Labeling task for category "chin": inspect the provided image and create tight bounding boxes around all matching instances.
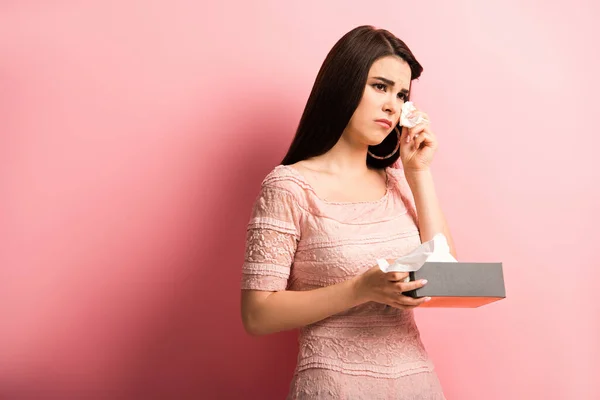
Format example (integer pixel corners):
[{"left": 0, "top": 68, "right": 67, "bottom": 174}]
[
  {"left": 367, "top": 138, "right": 386, "bottom": 148},
  {"left": 355, "top": 126, "right": 391, "bottom": 146},
  {"left": 373, "top": 129, "right": 392, "bottom": 143}
]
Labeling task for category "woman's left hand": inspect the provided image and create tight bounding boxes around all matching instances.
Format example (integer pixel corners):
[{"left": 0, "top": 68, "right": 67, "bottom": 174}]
[{"left": 399, "top": 108, "right": 438, "bottom": 172}]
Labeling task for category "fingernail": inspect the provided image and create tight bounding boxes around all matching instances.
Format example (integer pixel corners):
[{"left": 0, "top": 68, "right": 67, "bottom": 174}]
[
  {"left": 421, "top": 279, "right": 428, "bottom": 284},
  {"left": 424, "top": 297, "right": 431, "bottom": 302}
]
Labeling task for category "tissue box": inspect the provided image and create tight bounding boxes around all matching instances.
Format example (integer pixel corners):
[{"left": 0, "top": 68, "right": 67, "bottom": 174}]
[{"left": 405, "top": 262, "right": 505, "bottom": 308}]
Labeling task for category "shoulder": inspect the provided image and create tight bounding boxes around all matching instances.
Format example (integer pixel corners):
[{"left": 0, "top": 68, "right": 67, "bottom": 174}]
[
  {"left": 385, "top": 162, "right": 418, "bottom": 214},
  {"left": 254, "top": 165, "right": 312, "bottom": 211},
  {"left": 385, "top": 160, "right": 408, "bottom": 184},
  {"left": 261, "top": 165, "right": 311, "bottom": 198},
  {"left": 385, "top": 162, "right": 416, "bottom": 198}
]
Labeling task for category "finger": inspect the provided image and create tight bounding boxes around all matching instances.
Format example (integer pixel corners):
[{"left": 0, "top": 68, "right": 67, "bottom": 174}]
[
  {"left": 413, "top": 133, "right": 420, "bottom": 150},
  {"left": 394, "top": 303, "right": 418, "bottom": 310},
  {"left": 401, "top": 126, "right": 410, "bottom": 143},
  {"left": 407, "top": 123, "right": 428, "bottom": 145},
  {"left": 410, "top": 123, "right": 428, "bottom": 135},
  {"left": 415, "top": 129, "right": 436, "bottom": 150},
  {"left": 413, "top": 131, "right": 427, "bottom": 150},
  {"left": 396, "top": 295, "right": 431, "bottom": 307},
  {"left": 386, "top": 272, "right": 409, "bottom": 282},
  {"left": 396, "top": 278, "right": 428, "bottom": 293}
]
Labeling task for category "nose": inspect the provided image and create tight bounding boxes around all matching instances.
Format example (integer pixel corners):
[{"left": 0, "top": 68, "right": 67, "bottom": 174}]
[{"left": 383, "top": 96, "right": 400, "bottom": 116}]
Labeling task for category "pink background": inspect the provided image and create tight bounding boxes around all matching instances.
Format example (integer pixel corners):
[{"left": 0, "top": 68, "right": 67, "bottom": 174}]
[{"left": 1, "top": 1, "right": 599, "bottom": 399}]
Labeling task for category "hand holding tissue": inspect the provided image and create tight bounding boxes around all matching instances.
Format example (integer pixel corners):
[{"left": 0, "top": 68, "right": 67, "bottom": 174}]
[
  {"left": 400, "top": 101, "right": 429, "bottom": 128},
  {"left": 377, "top": 234, "right": 505, "bottom": 308}
]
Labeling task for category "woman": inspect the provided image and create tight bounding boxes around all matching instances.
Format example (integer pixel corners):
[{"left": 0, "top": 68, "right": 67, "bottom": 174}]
[{"left": 240, "top": 25, "right": 457, "bottom": 400}]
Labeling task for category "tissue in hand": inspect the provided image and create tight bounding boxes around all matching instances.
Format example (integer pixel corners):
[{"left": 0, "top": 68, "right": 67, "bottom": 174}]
[
  {"left": 376, "top": 233, "right": 457, "bottom": 274},
  {"left": 400, "top": 101, "right": 429, "bottom": 128}
]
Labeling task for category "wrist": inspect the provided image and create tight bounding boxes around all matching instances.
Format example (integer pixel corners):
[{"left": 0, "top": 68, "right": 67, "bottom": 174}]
[
  {"left": 349, "top": 274, "right": 368, "bottom": 305},
  {"left": 404, "top": 168, "right": 433, "bottom": 184}
]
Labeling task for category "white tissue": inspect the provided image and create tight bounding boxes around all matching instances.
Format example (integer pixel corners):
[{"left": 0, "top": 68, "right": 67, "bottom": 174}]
[
  {"left": 400, "top": 101, "right": 429, "bottom": 128},
  {"left": 376, "top": 233, "right": 457, "bottom": 274}
]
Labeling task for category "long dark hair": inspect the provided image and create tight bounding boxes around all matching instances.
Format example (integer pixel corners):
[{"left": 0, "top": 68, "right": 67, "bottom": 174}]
[{"left": 281, "top": 25, "right": 423, "bottom": 169}]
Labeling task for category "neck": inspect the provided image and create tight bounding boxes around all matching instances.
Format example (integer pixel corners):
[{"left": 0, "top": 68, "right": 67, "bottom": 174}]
[{"left": 315, "top": 132, "right": 372, "bottom": 176}]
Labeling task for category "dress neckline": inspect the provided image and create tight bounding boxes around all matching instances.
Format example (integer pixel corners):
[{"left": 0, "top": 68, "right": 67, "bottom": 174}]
[{"left": 278, "top": 164, "right": 391, "bottom": 205}]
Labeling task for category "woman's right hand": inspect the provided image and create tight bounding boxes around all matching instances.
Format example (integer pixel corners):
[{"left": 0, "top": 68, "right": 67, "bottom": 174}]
[{"left": 353, "top": 264, "right": 431, "bottom": 309}]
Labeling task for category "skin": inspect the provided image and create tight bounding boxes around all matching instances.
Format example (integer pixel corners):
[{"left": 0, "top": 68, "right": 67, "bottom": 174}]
[{"left": 241, "top": 55, "right": 457, "bottom": 336}]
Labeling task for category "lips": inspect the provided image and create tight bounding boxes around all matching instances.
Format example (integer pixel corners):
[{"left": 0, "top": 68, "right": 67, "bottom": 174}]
[{"left": 375, "top": 119, "right": 392, "bottom": 128}]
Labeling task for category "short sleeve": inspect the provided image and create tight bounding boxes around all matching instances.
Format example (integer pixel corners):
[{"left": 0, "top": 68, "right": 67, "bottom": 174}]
[{"left": 241, "top": 184, "right": 302, "bottom": 292}]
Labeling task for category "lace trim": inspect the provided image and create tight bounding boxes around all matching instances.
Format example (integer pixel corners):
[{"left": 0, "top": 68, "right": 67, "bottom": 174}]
[
  {"left": 309, "top": 313, "right": 415, "bottom": 329},
  {"left": 287, "top": 369, "right": 446, "bottom": 400},
  {"left": 242, "top": 262, "right": 290, "bottom": 278},
  {"left": 296, "top": 358, "right": 434, "bottom": 379},
  {"left": 297, "top": 229, "right": 419, "bottom": 251},
  {"left": 248, "top": 216, "right": 299, "bottom": 237},
  {"left": 241, "top": 275, "right": 287, "bottom": 291}
]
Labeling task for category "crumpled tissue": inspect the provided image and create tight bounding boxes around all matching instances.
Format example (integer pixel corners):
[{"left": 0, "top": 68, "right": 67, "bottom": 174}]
[
  {"left": 376, "top": 233, "right": 457, "bottom": 279},
  {"left": 400, "top": 101, "right": 429, "bottom": 128}
]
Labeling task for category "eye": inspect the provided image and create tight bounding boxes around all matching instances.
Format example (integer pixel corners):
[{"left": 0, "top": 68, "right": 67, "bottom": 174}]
[
  {"left": 398, "top": 92, "right": 408, "bottom": 101},
  {"left": 373, "top": 83, "right": 387, "bottom": 91}
]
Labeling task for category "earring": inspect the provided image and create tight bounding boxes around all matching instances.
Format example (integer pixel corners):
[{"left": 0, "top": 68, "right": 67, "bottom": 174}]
[{"left": 368, "top": 126, "right": 401, "bottom": 160}]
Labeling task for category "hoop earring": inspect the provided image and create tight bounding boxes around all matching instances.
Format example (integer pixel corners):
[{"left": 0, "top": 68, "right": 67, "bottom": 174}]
[{"left": 368, "top": 126, "right": 401, "bottom": 160}]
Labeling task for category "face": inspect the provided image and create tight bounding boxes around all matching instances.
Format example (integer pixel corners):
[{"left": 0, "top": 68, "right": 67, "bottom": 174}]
[{"left": 344, "top": 55, "right": 411, "bottom": 147}]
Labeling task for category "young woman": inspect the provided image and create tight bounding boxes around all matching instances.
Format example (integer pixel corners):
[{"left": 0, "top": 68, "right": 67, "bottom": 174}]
[{"left": 240, "top": 25, "right": 456, "bottom": 400}]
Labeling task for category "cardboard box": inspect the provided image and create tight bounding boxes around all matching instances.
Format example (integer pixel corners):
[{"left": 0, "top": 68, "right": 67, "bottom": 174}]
[{"left": 404, "top": 262, "right": 505, "bottom": 308}]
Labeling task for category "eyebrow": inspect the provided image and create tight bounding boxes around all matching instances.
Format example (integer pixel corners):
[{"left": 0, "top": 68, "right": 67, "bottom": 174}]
[{"left": 372, "top": 76, "right": 409, "bottom": 93}]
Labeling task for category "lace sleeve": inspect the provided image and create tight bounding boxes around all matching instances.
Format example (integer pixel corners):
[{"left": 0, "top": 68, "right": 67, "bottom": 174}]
[{"left": 241, "top": 185, "right": 301, "bottom": 292}]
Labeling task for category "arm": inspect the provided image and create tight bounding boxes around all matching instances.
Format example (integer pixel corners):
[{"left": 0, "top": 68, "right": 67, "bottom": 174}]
[
  {"left": 242, "top": 268, "right": 428, "bottom": 336},
  {"left": 241, "top": 278, "right": 363, "bottom": 336},
  {"left": 240, "top": 185, "right": 366, "bottom": 336},
  {"left": 240, "top": 181, "right": 428, "bottom": 336},
  {"left": 405, "top": 169, "right": 457, "bottom": 259}
]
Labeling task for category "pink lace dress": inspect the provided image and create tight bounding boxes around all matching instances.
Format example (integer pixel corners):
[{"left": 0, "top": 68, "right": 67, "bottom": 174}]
[{"left": 241, "top": 164, "right": 446, "bottom": 400}]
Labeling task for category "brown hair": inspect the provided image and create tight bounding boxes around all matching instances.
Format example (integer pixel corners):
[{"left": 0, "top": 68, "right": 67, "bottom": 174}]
[{"left": 281, "top": 25, "right": 423, "bottom": 169}]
